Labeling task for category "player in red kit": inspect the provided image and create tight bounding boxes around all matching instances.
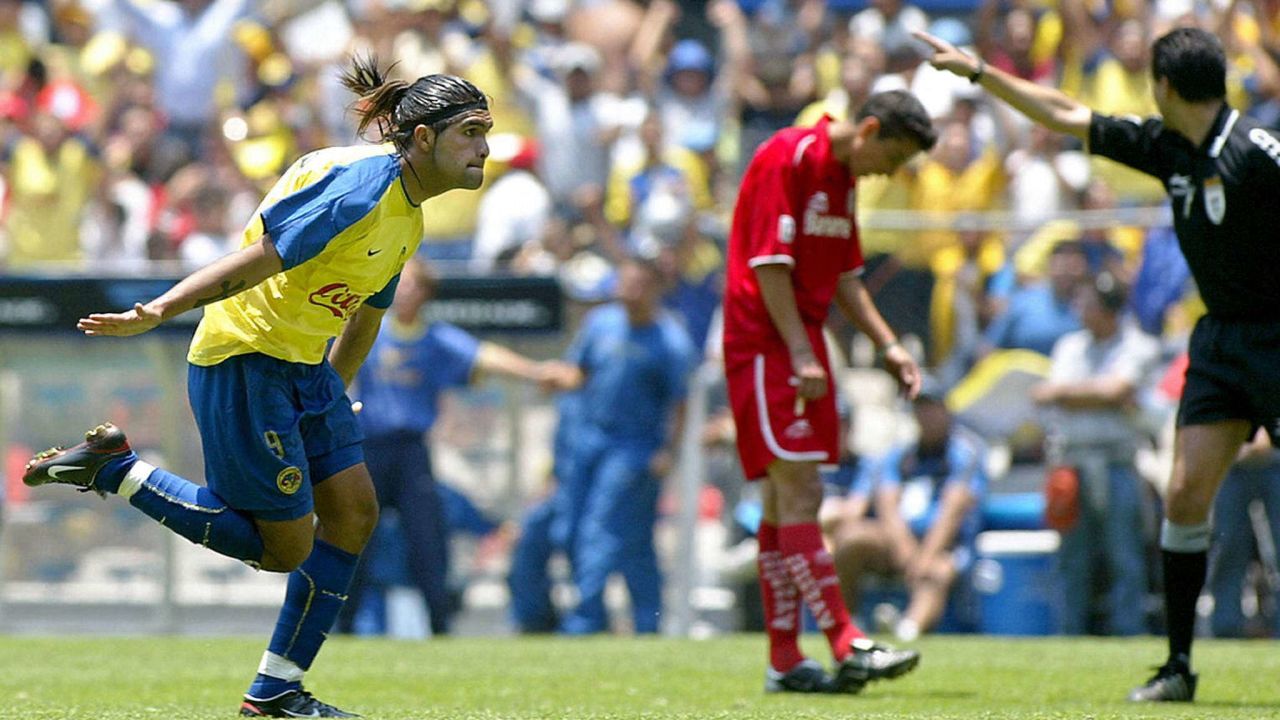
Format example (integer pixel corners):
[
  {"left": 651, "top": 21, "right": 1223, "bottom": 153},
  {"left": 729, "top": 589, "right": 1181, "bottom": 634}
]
[{"left": 723, "top": 90, "right": 936, "bottom": 694}]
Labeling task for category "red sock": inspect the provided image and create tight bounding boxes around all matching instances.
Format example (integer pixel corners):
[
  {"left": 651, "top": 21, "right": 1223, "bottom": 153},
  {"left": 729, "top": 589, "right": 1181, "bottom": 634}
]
[
  {"left": 757, "top": 522, "right": 804, "bottom": 672},
  {"left": 778, "top": 522, "right": 864, "bottom": 661}
]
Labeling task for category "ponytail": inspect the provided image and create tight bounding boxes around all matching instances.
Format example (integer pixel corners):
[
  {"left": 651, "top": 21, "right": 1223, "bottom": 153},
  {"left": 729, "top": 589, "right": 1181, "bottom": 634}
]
[
  {"left": 338, "top": 53, "right": 488, "bottom": 163},
  {"left": 339, "top": 52, "right": 410, "bottom": 141}
]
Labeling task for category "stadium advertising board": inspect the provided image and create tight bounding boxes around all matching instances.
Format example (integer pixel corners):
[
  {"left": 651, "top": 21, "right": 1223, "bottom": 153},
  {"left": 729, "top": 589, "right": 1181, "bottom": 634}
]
[{"left": 0, "top": 275, "right": 563, "bottom": 334}]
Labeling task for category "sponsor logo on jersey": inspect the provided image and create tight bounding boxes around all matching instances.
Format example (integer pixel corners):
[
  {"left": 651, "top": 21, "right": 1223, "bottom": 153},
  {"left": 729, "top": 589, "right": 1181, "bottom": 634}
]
[
  {"left": 1249, "top": 127, "right": 1280, "bottom": 167},
  {"left": 276, "top": 466, "right": 303, "bottom": 495},
  {"left": 308, "top": 283, "right": 368, "bottom": 319},
  {"left": 803, "top": 192, "right": 852, "bottom": 238}
]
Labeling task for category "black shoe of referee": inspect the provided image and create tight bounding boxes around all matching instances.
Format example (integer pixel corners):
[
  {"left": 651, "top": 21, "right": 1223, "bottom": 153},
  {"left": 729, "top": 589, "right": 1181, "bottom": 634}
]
[{"left": 1127, "top": 660, "right": 1197, "bottom": 702}]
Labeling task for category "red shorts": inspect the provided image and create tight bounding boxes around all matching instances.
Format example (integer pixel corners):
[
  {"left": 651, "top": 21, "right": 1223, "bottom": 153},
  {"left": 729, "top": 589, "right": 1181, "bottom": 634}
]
[{"left": 725, "top": 346, "right": 839, "bottom": 480}]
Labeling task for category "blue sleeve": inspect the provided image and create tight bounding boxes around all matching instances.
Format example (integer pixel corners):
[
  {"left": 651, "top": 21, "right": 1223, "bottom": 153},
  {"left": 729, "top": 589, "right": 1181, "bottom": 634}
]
[
  {"left": 261, "top": 156, "right": 395, "bottom": 270},
  {"left": 564, "top": 310, "right": 599, "bottom": 370},
  {"left": 983, "top": 295, "right": 1017, "bottom": 349},
  {"left": 946, "top": 435, "right": 987, "bottom": 498},
  {"left": 875, "top": 449, "right": 904, "bottom": 490},
  {"left": 365, "top": 273, "right": 400, "bottom": 309},
  {"left": 427, "top": 322, "right": 481, "bottom": 389}
]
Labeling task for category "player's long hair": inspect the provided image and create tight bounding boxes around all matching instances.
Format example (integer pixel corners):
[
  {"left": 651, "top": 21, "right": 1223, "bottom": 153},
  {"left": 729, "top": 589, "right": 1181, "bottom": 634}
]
[{"left": 339, "top": 53, "right": 489, "bottom": 160}]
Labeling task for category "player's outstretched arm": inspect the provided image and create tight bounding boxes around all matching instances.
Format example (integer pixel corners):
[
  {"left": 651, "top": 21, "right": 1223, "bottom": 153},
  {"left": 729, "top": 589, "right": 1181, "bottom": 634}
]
[
  {"left": 833, "top": 271, "right": 921, "bottom": 399},
  {"left": 913, "top": 30, "right": 1093, "bottom": 141},
  {"left": 77, "top": 237, "right": 284, "bottom": 337},
  {"left": 474, "top": 342, "right": 553, "bottom": 386}
]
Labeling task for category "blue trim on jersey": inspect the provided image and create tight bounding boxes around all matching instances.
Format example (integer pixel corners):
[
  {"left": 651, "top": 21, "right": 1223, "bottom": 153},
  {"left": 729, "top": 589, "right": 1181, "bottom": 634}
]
[
  {"left": 261, "top": 154, "right": 402, "bottom": 270},
  {"left": 365, "top": 273, "right": 401, "bottom": 310}
]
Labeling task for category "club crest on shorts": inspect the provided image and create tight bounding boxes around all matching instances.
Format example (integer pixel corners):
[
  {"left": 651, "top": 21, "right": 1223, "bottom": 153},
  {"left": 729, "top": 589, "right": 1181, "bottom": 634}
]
[
  {"left": 783, "top": 418, "right": 814, "bottom": 439},
  {"left": 277, "top": 466, "right": 303, "bottom": 495}
]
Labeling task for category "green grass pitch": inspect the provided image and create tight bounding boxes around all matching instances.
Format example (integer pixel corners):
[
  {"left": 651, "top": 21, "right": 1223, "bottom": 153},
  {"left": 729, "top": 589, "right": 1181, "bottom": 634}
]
[{"left": 1, "top": 634, "right": 1279, "bottom": 719}]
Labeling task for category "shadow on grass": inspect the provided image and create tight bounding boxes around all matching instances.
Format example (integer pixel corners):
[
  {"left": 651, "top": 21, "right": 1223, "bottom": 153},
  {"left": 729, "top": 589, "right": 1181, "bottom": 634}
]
[{"left": 1194, "top": 700, "right": 1280, "bottom": 711}]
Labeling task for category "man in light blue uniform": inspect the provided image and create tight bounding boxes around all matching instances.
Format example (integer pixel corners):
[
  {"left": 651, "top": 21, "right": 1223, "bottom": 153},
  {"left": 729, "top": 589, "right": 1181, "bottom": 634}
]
[
  {"left": 340, "top": 257, "right": 552, "bottom": 635},
  {"left": 828, "top": 378, "right": 987, "bottom": 642},
  {"left": 544, "top": 256, "right": 695, "bottom": 633},
  {"left": 507, "top": 390, "right": 584, "bottom": 632}
]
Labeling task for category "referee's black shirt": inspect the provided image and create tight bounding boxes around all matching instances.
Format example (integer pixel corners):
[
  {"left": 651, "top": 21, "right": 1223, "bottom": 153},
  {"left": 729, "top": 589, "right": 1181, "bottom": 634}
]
[{"left": 1089, "top": 105, "right": 1280, "bottom": 320}]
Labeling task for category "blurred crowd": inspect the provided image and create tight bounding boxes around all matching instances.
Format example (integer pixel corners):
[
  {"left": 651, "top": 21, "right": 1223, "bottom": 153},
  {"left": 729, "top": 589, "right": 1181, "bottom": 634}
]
[
  {"left": 8, "top": 0, "right": 1280, "bottom": 637},
  {"left": 6, "top": 0, "right": 1280, "bottom": 347}
]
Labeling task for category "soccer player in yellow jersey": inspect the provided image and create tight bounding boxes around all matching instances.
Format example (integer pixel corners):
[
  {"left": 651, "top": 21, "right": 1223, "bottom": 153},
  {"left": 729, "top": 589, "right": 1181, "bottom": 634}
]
[{"left": 21, "top": 55, "right": 493, "bottom": 718}]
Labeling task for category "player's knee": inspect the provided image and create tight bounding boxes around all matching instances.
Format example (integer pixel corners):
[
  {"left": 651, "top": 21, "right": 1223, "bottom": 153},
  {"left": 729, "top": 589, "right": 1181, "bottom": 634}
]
[
  {"left": 261, "top": 535, "right": 314, "bottom": 572},
  {"left": 771, "top": 474, "right": 824, "bottom": 521},
  {"left": 1164, "top": 480, "right": 1214, "bottom": 524},
  {"left": 329, "top": 493, "right": 379, "bottom": 546},
  {"left": 354, "top": 496, "right": 380, "bottom": 542},
  {"left": 834, "top": 522, "right": 873, "bottom": 552}
]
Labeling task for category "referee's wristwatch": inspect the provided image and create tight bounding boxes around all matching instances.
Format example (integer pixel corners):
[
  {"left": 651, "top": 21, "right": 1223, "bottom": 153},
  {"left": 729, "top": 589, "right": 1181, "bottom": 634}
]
[{"left": 968, "top": 59, "right": 985, "bottom": 84}]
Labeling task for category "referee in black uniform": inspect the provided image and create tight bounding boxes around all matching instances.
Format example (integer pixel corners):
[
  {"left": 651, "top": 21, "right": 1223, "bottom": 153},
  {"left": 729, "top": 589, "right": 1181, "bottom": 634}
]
[{"left": 915, "top": 26, "right": 1280, "bottom": 702}]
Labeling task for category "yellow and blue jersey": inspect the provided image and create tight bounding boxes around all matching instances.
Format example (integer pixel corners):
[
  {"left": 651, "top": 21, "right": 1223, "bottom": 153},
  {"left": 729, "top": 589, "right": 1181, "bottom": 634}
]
[{"left": 189, "top": 144, "right": 424, "bottom": 367}]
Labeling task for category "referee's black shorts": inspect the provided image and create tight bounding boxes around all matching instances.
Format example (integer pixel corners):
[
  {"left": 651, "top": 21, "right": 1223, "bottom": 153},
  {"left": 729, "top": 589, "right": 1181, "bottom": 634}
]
[{"left": 1178, "top": 315, "right": 1280, "bottom": 442}]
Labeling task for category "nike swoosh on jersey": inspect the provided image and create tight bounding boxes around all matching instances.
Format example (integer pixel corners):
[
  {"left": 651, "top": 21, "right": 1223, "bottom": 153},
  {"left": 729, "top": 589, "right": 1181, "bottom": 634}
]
[
  {"left": 47, "top": 465, "right": 83, "bottom": 479},
  {"left": 367, "top": 248, "right": 382, "bottom": 256}
]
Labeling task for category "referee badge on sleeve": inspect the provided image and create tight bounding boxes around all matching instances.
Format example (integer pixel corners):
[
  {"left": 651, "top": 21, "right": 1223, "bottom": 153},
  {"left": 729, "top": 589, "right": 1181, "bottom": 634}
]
[{"left": 1204, "top": 176, "right": 1226, "bottom": 225}]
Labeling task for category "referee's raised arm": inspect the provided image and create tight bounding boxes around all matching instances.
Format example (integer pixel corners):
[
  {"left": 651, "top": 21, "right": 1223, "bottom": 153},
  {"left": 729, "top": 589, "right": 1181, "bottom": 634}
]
[{"left": 914, "top": 30, "right": 1093, "bottom": 142}]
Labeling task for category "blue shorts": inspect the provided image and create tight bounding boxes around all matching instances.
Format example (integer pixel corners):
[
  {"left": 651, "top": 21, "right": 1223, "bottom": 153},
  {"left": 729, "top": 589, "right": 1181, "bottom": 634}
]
[{"left": 188, "top": 353, "right": 365, "bottom": 521}]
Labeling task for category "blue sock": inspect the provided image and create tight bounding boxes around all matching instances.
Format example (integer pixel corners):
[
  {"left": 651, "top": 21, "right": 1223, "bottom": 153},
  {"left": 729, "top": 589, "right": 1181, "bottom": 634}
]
[
  {"left": 117, "top": 461, "right": 264, "bottom": 564},
  {"left": 248, "top": 540, "right": 358, "bottom": 699},
  {"left": 92, "top": 452, "right": 137, "bottom": 494}
]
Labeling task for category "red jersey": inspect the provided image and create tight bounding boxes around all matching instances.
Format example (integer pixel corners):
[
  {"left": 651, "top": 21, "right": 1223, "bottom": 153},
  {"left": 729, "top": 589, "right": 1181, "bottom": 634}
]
[{"left": 722, "top": 116, "right": 864, "bottom": 365}]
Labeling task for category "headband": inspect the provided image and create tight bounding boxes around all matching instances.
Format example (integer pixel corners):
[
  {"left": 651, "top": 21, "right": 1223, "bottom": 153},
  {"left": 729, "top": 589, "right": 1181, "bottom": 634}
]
[{"left": 401, "top": 99, "right": 489, "bottom": 129}]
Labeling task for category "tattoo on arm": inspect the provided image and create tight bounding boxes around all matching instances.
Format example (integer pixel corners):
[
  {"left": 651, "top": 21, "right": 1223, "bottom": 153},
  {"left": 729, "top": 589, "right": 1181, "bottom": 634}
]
[{"left": 193, "top": 280, "right": 247, "bottom": 308}]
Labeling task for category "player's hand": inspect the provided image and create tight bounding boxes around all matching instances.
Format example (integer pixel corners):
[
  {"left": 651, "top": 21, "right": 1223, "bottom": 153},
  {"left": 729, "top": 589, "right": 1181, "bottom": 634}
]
[
  {"left": 882, "top": 343, "right": 921, "bottom": 399},
  {"left": 77, "top": 302, "right": 164, "bottom": 337},
  {"left": 790, "top": 354, "right": 828, "bottom": 401},
  {"left": 537, "top": 360, "right": 581, "bottom": 393},
  {"left": 913, "top": 30, "right": 981, "bottom": 78}
]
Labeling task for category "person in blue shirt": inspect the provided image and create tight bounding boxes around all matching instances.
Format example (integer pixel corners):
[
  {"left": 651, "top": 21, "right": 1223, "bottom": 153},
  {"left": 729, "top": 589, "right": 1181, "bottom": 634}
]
[
  {"left": 542, "top": 255, "right": 696, "bottom": 633},
  {"left": 339, "top": 257, "right": 555, "bottom": 636},
  {"left": 507, "top": 389, "right": 584, "bottom": 633},
  {"left": 981, "top": 240, "right": 1086, "bottom": 358},
  {"left": 825, "top": 378, "right": 987, "bottom": 642}
]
